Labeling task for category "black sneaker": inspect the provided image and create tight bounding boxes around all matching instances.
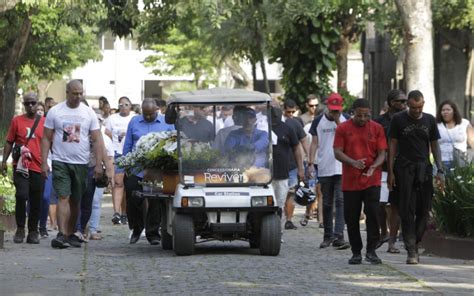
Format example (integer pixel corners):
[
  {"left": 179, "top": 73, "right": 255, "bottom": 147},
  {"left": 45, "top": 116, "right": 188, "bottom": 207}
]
[
  {"left": 348, "top": 254, "right": 362, "bottom": 264},
  {"left": 284, "top": 221, "right": 297, "bottom": 230},
  {"left": 332, "top": 239, "right": 351, "bottom": 250},
  {"left": 406, "top": 252, "right": 418, "bottom": 265},
  {"left": 67, "top": 234, "right": 83, "bottom": 248},
  {"left": 39, "top": 228, "right": 49, "bottom": 238},
  {"left": 365, "top": 252, "right": 382, "bottom": 264},
  {"left": 320, "top": 238, "right": 334, "bottom": 248},
  {"left": 111, "top": 212, "right": 121, "bottom": 225},
  {"left": 120, "top": 215, "right": 128, "bottom": 225},
  {"left": 26, "top": 231, "right": 40, "bottom": 244},
  {"left": 51, "top": 233, "right": 70, "bottom": 249},
  {"left": 13, "top": 228, "right": 25, "bottom": 243}
]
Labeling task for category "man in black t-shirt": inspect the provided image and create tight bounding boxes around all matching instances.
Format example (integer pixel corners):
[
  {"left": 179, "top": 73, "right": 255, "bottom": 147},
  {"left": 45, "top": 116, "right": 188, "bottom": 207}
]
[
  {"left": 374, "top": 89, "right": 407, "bottom": 253},
  {"left": 271, "top": 107, "right": 304, "bottom": 219},
  {"left": 387, "top": 90, "right": 444, "bottom": 265}
]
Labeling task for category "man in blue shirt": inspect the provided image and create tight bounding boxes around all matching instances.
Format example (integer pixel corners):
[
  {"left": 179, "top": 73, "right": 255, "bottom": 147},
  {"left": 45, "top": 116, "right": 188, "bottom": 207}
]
[
  {"left": 123, "top": 98, "right": 175, "bottom": 245},
  {"left": 224, "top": 108, "right": 269, "bottom": 168}
]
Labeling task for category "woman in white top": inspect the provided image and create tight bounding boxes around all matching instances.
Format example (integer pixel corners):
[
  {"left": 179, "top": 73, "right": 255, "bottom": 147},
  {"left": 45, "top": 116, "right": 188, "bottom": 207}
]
[
  {"left": 436, "top": 100, "right": 474, "bottom": 170},
  {"left": 105, "top": 96, "right": 135, "bottom": 225}
]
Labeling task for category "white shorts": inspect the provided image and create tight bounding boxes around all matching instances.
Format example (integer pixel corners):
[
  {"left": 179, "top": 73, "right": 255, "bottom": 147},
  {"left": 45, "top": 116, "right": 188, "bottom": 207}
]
[
  {"left": 380, "top": 172, "right": 389, "bottom": 203},
  {"left": 272, "top": 179, "right": 289, "bottom": 208}
]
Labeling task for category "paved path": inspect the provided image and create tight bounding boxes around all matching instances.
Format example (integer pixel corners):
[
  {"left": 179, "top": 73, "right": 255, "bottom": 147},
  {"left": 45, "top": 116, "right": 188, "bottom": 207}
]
[{"left": 1, "top": 196, "right": 473, "bottom": 295}]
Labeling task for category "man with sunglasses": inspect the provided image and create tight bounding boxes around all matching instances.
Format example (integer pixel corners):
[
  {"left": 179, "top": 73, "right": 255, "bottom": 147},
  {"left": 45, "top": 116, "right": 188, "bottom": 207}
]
[
  {"left": 374, "top": 89, "right": 407, "bottom": 254},
  {"left": 2, "top": 92, "right": 45, "bottom": 244},
  {"left": 300, "top": 94, "right": 320, "bottom": 126}
]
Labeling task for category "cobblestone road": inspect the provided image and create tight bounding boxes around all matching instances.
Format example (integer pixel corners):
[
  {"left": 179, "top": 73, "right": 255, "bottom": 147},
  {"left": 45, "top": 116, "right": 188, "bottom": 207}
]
[{"left": 1, "top": 196, "right": 473, "bottom": 295}]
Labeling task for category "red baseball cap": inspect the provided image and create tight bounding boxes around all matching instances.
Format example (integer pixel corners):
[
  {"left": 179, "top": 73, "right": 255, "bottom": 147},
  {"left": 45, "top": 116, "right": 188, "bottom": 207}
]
[{"left": 327, "top": 93, "right": 344, "bottom": 111}]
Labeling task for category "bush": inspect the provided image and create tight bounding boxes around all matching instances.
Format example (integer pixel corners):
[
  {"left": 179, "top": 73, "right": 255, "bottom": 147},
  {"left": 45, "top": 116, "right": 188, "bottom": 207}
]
[
  {"left": 0, "top": 175, "right": 16, "bottom": 215},
  {"left": 432, "top": 163, "right": 474, "bottom": 237}
]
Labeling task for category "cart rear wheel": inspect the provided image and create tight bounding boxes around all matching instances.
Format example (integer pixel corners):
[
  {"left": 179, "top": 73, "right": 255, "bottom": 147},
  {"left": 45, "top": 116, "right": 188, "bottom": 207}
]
[
  {"left": 259, "top": 214, "right": 281, "bottom": 256},
  {"left": 173, "top": 214, "right": 195, "bottom": 256}
]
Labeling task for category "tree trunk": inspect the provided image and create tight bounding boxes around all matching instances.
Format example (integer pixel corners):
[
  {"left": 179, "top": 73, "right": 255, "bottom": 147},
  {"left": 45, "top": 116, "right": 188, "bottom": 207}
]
[
  {"left": 251, "top": 61, "right": 257, "bottom": 91},
  {"left": 224, "top": 58, "right": 250, "bottom": 88},
  {"left": 336, "top": 36, "right": 349, "bottom": 93},
  {"left": 465, "top": 48, "right": 473, "bottom": 121},
  {"left": 37, "top": 80, "right": 53, "bottom": 100},
  {"left": 260, "top": 57, "right": 270, "bottom": 94},
  {"left": 395, "top": 0, "right": 436, "bottom": 115},
  {"left": 0, "top": 16, "right": 32, "bottom": 127}
]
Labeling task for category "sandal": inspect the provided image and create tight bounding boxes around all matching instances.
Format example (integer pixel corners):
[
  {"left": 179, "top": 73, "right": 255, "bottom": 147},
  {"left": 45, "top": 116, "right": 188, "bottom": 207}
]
[
  {"left": 300, "top": 215, "right": 310, "bottom": 226},
  {"left": 387, "top": 246, "right": 400, "bottom": 253}
]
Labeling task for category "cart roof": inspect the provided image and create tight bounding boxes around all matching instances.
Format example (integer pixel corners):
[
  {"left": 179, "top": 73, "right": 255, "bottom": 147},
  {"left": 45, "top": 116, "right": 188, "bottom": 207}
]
[{"left": 169, "top": 88, "right": 271, "bottom": 104}]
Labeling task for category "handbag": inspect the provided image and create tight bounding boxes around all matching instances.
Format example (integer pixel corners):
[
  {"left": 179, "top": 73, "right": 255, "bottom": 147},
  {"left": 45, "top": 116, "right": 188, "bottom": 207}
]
[
  {"left": 443, "top": 123, "right": 471, "bottom": 167},
  {"left": 12, "top": 115, "right": 41, "bottom": 162}
]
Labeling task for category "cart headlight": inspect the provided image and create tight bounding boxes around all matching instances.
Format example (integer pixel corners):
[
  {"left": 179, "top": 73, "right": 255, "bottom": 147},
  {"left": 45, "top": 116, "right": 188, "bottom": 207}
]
[
  {"left": 182, "top": 196, "right": 204, "bottom": 207},
  {"left": 251, "top": 196, "right": 274, "bottom": 207}
]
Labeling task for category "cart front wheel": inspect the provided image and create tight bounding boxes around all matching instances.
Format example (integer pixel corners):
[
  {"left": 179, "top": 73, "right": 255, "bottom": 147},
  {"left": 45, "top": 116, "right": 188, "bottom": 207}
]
[
  {"left": 259, "top": 214, "right": 281, "bottom": 256},
  {"left": 172, "top": 214, "right": 195, "bottom": 256}
]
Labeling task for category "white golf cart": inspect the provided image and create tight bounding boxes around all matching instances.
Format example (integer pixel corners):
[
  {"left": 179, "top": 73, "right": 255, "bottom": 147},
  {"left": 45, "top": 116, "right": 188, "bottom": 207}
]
[{"left": 139, "top": 88, "right": 281, "bottom": 256}]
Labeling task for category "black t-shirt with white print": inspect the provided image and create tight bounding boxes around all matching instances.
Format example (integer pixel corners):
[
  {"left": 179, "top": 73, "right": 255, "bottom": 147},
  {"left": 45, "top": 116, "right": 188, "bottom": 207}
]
[{"left": 389, "top": 111, "right": 440, "bottom": 162}]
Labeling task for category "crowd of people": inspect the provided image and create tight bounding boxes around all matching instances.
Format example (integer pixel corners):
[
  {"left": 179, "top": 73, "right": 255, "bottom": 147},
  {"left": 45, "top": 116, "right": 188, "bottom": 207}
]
[{"left": 2, "top": 80, "right": 473, "bottom": 266}]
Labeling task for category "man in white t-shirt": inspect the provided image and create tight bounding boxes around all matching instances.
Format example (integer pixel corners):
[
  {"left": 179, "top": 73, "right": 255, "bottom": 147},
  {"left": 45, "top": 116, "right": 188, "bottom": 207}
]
[
  {"left": 41, "top": 80, "right": 104, "bottom": 249},
  {"left": 307, "top": 93, "right": 351, "bottom": 250}
]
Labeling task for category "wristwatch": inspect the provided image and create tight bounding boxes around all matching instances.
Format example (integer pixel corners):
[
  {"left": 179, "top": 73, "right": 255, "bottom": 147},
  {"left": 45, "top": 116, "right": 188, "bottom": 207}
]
[{"left": 437, "top": 169, "right": 445, "bottom": 175}]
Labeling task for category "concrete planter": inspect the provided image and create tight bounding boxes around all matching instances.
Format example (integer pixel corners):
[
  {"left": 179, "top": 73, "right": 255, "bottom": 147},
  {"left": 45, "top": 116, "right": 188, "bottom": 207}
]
[
  {"left": 422, "top": 230, "right": 474, "bottom": 260},
  {"left": 0, "top": 215, "right": 16, "bottom": 231}
]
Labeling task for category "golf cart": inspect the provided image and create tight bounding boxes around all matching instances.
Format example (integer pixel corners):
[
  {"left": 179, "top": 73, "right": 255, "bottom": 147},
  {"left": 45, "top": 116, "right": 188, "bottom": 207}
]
[{"left": 139, "top": 88, "right": 281, "bottom": 256}]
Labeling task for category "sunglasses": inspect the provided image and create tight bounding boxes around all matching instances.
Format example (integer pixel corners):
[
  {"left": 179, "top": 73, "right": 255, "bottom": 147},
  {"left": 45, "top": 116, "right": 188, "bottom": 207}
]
[
  {"left": 119, "top": 103, "right": 130, "bottom": 107},
  {"left": 23, "top": 101, "right": 37, "bottom": 106},
  {"left": 308, "top": 104, "right": 319, "bottom": 108},
  {"left": 393, "top": 99, "right": 407, "bottom": 103},
  {"left": 285, "top": 110, "right": 296, "bottom": 114}
]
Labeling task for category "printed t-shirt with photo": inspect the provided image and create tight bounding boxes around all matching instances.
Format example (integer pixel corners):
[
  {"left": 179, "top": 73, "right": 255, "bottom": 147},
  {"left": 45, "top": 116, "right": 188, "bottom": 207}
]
[
  {"left": 105, "top": 113, "right": 134, "bottom": 155},
  {"left": 44, "top": 101, "right": 100, "bottom": 165}
]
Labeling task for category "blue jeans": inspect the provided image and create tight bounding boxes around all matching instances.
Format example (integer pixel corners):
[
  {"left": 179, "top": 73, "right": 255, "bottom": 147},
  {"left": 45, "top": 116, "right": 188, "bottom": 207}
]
[
  {"left": 89, "top": 187, "right": 105, "bottom": 234},
  {"left": 39, "top": 174, "right": 54, "bottom": 230},
  {"left": 319, "top": 175, "right": 345, "bottom": 240}
]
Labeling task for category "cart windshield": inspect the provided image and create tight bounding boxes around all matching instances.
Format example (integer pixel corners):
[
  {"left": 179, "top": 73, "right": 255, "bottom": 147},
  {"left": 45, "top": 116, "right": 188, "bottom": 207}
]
[{"left": 177, "top": 103, "right": 272, "bottom": 186}]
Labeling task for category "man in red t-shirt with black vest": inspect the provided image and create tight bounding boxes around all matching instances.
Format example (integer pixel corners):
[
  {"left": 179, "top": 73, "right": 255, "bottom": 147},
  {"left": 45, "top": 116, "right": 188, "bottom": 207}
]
[
  {"left": 334, "top": 99, "right": 387, "bottom": 265},
  {"left": 1, "top": 92, "right": 45, "bottom": 244}
]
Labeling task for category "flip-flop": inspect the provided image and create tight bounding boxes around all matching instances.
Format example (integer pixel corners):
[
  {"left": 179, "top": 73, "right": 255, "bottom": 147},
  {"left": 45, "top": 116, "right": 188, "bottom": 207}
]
[
  {"left": 375, "top": 236, "right": 390, "bottom": 250},
  {"left": 387, "top": 246, "right": 400, "bottom": 253},
  {"left": 300, "top": 215, "right": 310, "bottom": 226}
]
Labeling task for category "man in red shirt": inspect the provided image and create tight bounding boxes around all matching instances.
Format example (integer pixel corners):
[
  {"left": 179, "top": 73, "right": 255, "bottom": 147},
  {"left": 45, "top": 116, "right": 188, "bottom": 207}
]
[
  {"left": 1, "top": 92, "right": 45, "bottom": 244},
  {"left": 334, "top": 99, "right": 387, "bottom": 264}
]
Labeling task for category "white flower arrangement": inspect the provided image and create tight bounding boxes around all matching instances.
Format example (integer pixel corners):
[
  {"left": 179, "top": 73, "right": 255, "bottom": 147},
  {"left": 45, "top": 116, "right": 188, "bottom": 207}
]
[{"left": 117, "top": 131, "right": 178, "bottom": 173}]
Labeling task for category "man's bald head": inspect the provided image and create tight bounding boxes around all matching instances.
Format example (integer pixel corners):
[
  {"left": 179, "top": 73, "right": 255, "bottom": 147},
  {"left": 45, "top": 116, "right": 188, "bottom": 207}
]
[
  {"left": 67, "top": 79, "right": 82, "bottom": 91},
  {"left": 66, "top": 79, "right": 83, "bottom": 108},
  {"left": 142, "top": 98, "right": 157, "bottom": 108},
  {"left": 23, "top": 92, "right": 38, "bottom": 101},
  {"left": 142, "top": 98, "right": 158, "bottom": 122}
]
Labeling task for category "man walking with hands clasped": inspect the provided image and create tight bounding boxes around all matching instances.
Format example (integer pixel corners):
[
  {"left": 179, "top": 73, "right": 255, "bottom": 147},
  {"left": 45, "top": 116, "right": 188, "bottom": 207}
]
[
  {"left": 334, "top": 99, "right": 387, "bottom": 264},
  {"left": 387, "top": 90, "right": 444, "bottom": 264}
]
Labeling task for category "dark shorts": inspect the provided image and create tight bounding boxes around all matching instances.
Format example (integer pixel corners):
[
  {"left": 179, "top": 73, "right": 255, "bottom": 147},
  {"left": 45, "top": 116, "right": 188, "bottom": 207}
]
[
  {"left": 388, "top": 190, "right": 399, "bottom": 206},
  {"left": 52, "top": 160, "right": 88, "bottom": 203}
]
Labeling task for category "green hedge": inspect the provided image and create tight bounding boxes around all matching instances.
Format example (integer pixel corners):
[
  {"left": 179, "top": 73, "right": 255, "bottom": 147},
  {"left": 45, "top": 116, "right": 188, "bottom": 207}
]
[{"left": 432, "top": 163, "right": 474, "bottom": 237}]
